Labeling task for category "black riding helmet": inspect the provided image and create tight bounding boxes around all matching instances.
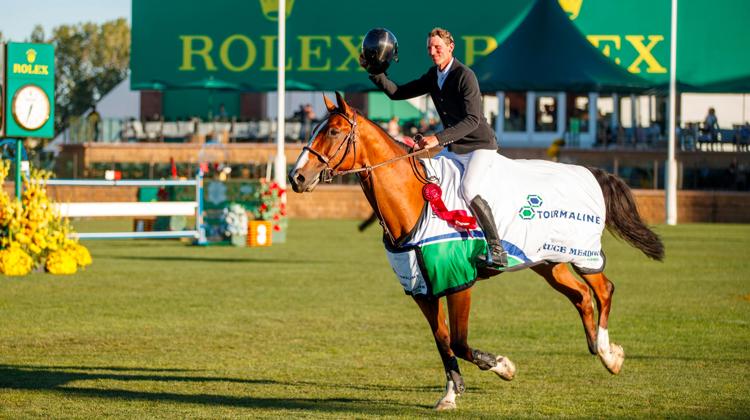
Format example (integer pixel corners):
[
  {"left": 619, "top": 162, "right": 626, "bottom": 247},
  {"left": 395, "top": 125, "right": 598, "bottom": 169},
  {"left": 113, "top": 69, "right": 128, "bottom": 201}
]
[{"left": 361, "top": 28, "right": 399, "bottom": 74}]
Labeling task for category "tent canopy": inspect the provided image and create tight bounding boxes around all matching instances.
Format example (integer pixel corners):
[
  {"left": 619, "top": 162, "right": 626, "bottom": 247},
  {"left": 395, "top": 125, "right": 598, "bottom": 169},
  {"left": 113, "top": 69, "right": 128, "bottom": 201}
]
[{"left": 472, "top": 0, "right": 652, "bottom": 93}]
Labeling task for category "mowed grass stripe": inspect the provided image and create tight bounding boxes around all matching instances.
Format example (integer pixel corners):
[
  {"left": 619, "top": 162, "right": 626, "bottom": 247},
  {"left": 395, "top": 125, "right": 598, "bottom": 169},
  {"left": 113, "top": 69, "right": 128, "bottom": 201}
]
[{"left": 1, "top": 220, "right": 748, "bottom": 418}]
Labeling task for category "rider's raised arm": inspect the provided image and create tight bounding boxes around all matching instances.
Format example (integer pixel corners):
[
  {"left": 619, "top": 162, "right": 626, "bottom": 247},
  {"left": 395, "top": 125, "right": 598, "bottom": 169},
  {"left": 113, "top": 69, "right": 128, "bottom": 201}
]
[
  {"left": 435, "top": 67, "right": 481, "bottom": 146},
  {"left": 369, "top": 70, "right": 431, "bottom": 101}
]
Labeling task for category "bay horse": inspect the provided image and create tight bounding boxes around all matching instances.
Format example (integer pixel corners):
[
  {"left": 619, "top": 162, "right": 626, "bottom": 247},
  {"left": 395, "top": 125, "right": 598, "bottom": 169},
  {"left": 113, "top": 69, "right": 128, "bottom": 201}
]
[{"left": 288, "top": 93, "right": 664, "bottom": 410}]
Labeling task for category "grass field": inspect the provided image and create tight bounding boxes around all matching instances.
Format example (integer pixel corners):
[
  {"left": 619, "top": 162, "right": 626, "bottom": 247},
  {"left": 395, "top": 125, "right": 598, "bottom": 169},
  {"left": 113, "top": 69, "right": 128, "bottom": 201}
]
[{"left": 1, "top": 220, "right": 749, "bottom": 418}]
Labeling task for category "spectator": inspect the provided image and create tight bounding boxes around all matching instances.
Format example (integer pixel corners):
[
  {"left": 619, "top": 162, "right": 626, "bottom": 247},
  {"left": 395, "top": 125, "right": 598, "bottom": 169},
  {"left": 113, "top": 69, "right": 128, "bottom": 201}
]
[
  {"left": 735, "top": 122, "right": 749, "bottom": 152},
  {"left": 387, "top": 116, "right": 401, "bottom": 139},
  {"left": 217, "top": 103, "right": 229, "bottom": 121},
  {"left": 87, "top": 105, "right": 101, "bottom": 141},
  {"left": 417, "top": 117, "right": 431, "bottom": 134},
  {"left": 293, "top": 104, "right": 305, "bottom": 121},
  {"left": 300, "top": 103, "right": 316, "bottom": 141},
  {"left": 701, "top": 107, "right": 720, "bottom": 149},
  {"left": 546, "top": 138, "right": 565, "bottom": 162},
  {"left": 428, "top": 117, "right": 441, "bottom": 133},
  {"left": 304, "top": 103, "right": 316, "bottom": 121}
]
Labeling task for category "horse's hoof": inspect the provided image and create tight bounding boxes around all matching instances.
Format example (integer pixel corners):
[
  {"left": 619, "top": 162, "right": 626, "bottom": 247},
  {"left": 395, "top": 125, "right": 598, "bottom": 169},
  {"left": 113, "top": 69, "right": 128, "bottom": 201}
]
[
  {"left": 598, "top": 343, "right": 625, "bottom": 375},
  {"left": 434, "top": 398, "right": 457, "bottom": 411},
  {"left": 434, "top": 378, "right": 459, "bottom": 410},
  {"left": 489, "top": 355, "right": 516, "bottom": 381}
]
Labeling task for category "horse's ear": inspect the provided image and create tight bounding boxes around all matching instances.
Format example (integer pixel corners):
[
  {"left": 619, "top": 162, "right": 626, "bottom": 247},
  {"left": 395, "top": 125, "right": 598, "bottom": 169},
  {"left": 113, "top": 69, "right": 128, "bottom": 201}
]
[
  {"left": 335, "top": 91, "right": 351, "bottom": 116},
  {"left": 323, "top": 95, "right": 336, "bottom": 112}
]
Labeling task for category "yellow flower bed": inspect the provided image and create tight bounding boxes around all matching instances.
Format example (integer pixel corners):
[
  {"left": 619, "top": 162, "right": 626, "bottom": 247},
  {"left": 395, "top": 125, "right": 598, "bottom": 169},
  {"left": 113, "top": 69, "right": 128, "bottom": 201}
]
[
  {"left": 0, "top": 160, "right": 93, "bottom": 276},
  {"left": 45, "top": 249, "right": 78, "bottom": 275},
  {"left": 0, "top": 245, "right": 33, "bottom": 276}
]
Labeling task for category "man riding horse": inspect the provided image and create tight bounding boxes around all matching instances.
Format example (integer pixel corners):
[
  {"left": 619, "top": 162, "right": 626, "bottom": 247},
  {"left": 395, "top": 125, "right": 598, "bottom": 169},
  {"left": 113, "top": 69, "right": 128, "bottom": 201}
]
[
  {"left": 360, "top": 27, "right": 509, "bottom": 269},
  {"left": 288, "top": 27, "right": 664, "bottom": 411}
]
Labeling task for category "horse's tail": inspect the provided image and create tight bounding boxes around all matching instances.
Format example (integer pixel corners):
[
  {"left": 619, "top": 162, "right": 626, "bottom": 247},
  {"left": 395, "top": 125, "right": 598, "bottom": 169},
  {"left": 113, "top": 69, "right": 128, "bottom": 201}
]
[{"left": 588, "top": 167, "right": 664, "bottom": 261}]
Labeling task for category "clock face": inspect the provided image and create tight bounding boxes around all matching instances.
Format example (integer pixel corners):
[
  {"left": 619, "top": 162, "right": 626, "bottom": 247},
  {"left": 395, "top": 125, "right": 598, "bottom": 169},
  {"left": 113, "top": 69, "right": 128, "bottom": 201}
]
[{"left": 12, "top": 85, "right": 51, "bottom": 131}]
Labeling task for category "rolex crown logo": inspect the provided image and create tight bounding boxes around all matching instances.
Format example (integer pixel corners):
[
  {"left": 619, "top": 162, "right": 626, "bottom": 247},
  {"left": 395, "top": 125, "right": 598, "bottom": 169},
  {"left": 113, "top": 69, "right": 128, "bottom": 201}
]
[
  {"left": 260, "top": 0, "right": 295, "bottom": 21},
  {"left": 558, "top": 0, "right": 583, "bottom": 20},
  {"left": 26, "top": 48, "right": 38, "bottom": 63}
]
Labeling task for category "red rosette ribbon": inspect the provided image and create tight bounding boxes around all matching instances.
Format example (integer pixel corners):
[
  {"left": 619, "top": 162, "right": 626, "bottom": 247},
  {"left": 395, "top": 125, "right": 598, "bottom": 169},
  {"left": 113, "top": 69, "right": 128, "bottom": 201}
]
[{"left": 421, "top": 183, "right": 477, "bottom": 231}]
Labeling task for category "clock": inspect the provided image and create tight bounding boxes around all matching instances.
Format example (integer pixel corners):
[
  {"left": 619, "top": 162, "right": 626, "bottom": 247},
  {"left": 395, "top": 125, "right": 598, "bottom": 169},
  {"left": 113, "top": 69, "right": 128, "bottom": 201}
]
[{"left": 12, "top": 84, "right": 51, "bottom": 131}]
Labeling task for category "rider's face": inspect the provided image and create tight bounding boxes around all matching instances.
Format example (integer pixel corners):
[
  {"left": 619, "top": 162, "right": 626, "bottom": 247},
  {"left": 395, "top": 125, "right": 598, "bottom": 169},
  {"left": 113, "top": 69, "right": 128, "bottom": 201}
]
[{"left": 427, "top": 36, "right": 454, "bottom": 70}]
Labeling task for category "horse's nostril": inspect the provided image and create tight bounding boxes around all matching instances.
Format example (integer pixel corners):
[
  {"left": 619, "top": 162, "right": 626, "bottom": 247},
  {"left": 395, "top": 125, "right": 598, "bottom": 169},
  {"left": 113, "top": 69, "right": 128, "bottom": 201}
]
[{"left": 288, "top": 171, "right": 305, "bottom": 187}]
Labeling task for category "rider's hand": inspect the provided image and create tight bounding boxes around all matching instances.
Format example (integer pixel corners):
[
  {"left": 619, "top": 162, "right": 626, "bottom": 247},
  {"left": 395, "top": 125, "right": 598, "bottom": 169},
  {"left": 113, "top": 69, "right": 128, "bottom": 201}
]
[{"left": 416, "top": 135, "right": 440, "bottom": 150}]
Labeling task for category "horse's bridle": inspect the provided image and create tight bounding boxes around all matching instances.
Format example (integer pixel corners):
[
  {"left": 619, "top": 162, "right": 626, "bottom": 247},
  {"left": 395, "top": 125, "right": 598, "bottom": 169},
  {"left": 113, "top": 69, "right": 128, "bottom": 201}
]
[
  {"left": 302, "top": 110, "right": 359, "bottom": 183},
  {"left": 303, "top": 111, "right": 432, "bottom": 183},
  {"left": 302, "top": 110, "right": 438, "bottom": 246}
]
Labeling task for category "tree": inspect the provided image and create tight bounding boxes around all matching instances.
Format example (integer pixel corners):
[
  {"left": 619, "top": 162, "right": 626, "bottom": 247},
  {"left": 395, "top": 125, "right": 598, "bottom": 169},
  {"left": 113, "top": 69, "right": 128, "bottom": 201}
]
[
  {"left": 45, "top": 19, "right": 131, "bottom": 135},
  {"left": 30, "top": 25, "right": 46, "bottom": 43}
]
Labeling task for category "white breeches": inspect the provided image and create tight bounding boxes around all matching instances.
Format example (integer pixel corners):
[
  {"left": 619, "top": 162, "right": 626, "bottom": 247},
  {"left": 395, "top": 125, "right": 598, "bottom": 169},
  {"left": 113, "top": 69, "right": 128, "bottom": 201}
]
[{"left": 441, "top": 148, "right": 498, "bottom": 203}]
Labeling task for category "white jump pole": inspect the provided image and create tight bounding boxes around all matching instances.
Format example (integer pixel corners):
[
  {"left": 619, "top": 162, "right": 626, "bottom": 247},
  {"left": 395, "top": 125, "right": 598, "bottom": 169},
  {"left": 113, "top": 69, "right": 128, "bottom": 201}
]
[{"left": 665, "top": 0, "right": 678, "bottom": 225}]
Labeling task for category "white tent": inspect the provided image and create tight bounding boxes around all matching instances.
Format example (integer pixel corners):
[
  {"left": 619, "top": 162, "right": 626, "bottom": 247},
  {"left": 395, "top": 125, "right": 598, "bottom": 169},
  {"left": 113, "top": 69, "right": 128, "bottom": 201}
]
[{"left": 46, "top": 75, "right": 140, "bottom": 154}]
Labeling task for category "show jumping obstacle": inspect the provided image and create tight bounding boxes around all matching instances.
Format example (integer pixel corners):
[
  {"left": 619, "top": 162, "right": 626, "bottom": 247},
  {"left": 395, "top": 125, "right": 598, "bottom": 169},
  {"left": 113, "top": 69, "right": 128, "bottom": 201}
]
[{"left": 49, "top": 177, "right": 204, "bottom": 241}]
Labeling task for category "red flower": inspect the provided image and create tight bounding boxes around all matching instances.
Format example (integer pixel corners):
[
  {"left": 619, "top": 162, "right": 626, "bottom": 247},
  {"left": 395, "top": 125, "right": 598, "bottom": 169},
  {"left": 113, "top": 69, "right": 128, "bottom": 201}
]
[
  {"left": 273, "top": 225, "right": 281, "bottom": 231},
  {"left": 273, "top": 214, "right": 280, "bottom": 221},
  {"left": 260, "top": 204, "right": 268, "bottom": 211}
]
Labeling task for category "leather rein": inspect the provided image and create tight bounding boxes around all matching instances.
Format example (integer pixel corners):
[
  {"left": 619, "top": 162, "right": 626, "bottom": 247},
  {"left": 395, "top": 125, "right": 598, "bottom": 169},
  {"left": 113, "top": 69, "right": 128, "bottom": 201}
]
[{"left": 302, "top": 111, "right": 431, "bottom": 183}]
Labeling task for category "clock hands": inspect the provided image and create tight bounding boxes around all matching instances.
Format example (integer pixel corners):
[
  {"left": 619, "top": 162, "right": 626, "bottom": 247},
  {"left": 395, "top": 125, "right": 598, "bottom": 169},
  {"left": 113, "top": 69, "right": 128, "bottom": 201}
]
[{"left": 26, "top": 104, "right": 34, "bottom": 124}]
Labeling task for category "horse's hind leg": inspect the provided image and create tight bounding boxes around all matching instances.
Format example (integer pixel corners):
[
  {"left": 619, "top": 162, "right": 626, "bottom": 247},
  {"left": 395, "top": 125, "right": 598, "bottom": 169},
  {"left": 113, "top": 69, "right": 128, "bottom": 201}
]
[
  {"left": 413, "top": 295, "right": 463, "bottom": 410},
  {"left": 574, "top": 270, "right": 624, "bottom": 374},
  {"left": 532, "top": 262, "right": 598, "bottom": 355},
  {"left": 446, "top": 288, "right": 516, "bottom": 381}
]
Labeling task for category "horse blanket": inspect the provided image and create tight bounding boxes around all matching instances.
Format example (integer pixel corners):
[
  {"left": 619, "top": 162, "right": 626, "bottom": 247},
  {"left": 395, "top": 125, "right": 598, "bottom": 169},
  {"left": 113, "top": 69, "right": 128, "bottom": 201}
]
[{"left": 385, "top": 151, "right": 606, "bottom": 297}]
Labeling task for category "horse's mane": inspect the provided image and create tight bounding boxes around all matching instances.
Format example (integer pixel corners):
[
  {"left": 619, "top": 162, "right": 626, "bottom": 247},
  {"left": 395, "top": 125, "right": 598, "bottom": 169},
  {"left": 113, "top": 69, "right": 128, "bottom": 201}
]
[{"left": 323, "top": 109, "right": 412, "bottom": 154}]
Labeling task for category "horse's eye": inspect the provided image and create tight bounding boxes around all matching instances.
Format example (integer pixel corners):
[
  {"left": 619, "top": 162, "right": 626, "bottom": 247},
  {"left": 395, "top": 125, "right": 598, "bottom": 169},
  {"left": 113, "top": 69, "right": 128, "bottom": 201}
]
[{"left": 328, "top": 128, "right": 340, "bottom": 137}]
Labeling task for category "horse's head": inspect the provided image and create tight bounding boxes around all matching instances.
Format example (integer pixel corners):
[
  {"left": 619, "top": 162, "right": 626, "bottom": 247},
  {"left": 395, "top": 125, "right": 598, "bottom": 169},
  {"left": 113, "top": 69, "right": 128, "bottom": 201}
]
[{"left": 289, "top": 92, "right": 360, "bottom": 193}]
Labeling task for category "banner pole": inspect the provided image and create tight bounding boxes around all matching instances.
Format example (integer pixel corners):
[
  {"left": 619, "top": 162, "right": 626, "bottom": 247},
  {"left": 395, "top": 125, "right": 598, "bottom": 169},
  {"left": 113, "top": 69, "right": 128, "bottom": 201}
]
[
  {"left": 274, "top": 0, "right": 287, "bottom": 189},
  {"left": 665, "top": 0, "right": 678, "bottom": 225},
  {"left": 15, "top": 138, "right": 22, "bottom": 198}
]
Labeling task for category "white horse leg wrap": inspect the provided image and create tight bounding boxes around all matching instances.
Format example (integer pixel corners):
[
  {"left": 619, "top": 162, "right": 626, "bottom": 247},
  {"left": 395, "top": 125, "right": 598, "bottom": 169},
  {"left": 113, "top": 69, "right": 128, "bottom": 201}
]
[
  {"left": 434, "top": 379, "right": 458, "bottom": 410},
  {"left": 597, "top": 327, "right": 610, "bottom": 353}
]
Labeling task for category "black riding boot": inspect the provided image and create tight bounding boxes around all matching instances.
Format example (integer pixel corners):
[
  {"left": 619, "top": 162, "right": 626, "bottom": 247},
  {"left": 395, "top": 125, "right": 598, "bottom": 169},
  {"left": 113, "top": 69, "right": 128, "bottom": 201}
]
[{"left": 469, "top": 195, "right": 508, "bottom": 268}]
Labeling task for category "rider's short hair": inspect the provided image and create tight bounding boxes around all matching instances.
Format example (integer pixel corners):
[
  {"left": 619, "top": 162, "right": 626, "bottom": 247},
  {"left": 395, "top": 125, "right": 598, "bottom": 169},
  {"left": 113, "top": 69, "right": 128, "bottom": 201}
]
[{"left": 428, "top": 28, "right": 454, "bottom": 46}]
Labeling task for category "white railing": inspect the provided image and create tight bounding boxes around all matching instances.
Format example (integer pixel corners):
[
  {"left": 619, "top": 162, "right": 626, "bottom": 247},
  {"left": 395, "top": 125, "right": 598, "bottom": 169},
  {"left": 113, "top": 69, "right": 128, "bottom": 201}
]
[{"left": 47, "top": 177, "right": 205, "bottom": 241}]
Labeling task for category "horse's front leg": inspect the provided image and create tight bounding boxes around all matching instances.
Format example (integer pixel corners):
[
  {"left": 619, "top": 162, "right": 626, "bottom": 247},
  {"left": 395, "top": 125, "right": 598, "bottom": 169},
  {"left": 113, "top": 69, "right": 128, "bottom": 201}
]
[
  {"left": 446, "top": 288, "right": 517, "bottom": 381},
  {"left": 413, "top": 295, "right": 464, "bottom": 411}
]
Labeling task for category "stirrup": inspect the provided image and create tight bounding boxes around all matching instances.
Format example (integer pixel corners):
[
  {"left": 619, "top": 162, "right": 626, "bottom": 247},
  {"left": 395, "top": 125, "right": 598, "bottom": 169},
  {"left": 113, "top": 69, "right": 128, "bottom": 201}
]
[{"left": 477, "top": 249, "right": 508, "bottom": 268}]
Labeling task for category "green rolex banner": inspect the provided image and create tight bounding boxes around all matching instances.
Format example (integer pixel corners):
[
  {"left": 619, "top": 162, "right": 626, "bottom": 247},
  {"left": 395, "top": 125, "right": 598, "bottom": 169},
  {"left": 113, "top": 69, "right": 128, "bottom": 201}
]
[
  {"left": 564, "top": 0, "right": 750, "bottom": 91},
  {"left": 131, "top": 0, "right": 750, "bottom": 93},
  {"left": 4, "top": 43, "right": 55, "bottom": 138},
  {"left": 131, "top": 0, "right": 531, "bottom": 92}
]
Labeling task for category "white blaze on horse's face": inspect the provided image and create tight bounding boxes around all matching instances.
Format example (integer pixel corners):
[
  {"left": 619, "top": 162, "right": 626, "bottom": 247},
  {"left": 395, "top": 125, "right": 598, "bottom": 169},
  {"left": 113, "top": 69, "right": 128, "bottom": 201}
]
[
  {"left": 289, "top": 117, "right": 331, "bottom": 193},
  {"left": 293, "top": 117, "right": 328, "bottom": 170}
]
